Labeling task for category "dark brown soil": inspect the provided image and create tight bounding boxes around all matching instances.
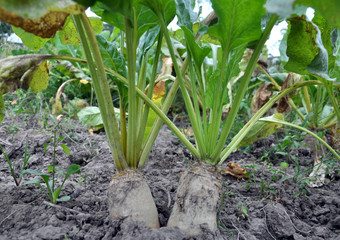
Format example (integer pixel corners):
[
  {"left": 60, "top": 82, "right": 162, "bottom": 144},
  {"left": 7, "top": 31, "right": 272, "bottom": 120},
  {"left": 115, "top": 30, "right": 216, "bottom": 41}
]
[{"left": 0, "top": 113, "right": 339, "bottom": 240}]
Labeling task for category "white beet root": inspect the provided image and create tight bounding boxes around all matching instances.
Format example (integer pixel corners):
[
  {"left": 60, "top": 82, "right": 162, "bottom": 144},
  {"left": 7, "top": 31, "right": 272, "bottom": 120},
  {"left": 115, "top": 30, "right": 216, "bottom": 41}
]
[
  {"left": 107, "top": 170, "right": 160, "bottom": 228},
  {"left": 167, "top": 162, "right": 222, "bottom": 237}
]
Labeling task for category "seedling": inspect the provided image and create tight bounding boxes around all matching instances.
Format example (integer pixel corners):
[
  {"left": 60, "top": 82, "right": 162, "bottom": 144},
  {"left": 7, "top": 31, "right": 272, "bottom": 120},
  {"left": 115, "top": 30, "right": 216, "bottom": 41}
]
[
  {"left": 236, "top": 202, "right": 248, "bottom": 219},
  {"left": 0, "top": 139, "right": 33, "bottom": 186}
]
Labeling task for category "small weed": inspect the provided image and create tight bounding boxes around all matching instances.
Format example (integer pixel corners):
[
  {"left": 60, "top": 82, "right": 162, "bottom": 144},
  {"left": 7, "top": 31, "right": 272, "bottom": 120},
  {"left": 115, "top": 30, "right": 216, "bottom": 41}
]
[
  {"left": 77, "top": 173, "right": 91, "bottom": 184},
  {"left": 0, "top": 138, "right": 33, "bottom": 186},
  {"left": 236, "top": 202, "right": 248, "bottom": 219},
  {"left": 24, "top": 115, "right": 80, "bottom": 204}
]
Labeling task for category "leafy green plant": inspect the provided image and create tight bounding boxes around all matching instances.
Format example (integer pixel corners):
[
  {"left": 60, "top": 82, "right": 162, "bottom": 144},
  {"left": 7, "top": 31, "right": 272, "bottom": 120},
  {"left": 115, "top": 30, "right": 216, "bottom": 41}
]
[
  {"left": 24, "top": 164, "right": 80, "bottom": 203},
  {"left": 24, "top": 115, "right": 80, "bottom": 204},
  {"left": 0, "top": 139, "right": 33, "bottom": 186},
  {"left": 1, "top": 0, "right": 340, "bottom": 237}
]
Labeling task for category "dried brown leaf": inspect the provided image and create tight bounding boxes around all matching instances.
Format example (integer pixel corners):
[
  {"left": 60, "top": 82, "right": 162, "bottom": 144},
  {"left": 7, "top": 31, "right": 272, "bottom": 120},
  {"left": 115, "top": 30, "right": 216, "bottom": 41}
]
[
  {"left": 251, "top": 82, "right": 274, "bottom": 116},
  {"left": 221, "top": 162, "right": 249, "bottom": 179}
]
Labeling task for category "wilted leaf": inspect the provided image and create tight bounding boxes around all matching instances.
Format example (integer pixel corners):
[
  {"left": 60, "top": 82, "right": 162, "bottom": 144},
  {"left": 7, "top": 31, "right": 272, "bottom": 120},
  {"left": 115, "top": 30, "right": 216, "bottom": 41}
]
[
  {"left": 64, "top": 98, "right": 89, "bottom": 118},
  {"left": 221, "top": 162, "right": 249, "bottom": 179},
  {"left": 143, "top": 80, "right": 167, "bottom": 142},
  {"left": 0, "top": 55, "right": 51, "bottom": 94},
  {"left": 239, "top": 113, "right": 284, "bottom": 147},
  {"left": 152, "top": 81, "right": 166, "bottom": 102},
  {"left": 0, "top": 0, "right": 84, "bottom": 38},
  {"left": 0, "top": 0, "right": 82, "bottom": 19},
  {"left": 52, "top": 79, "right": 76, "bottom": 115},
  {"left": 180, "top": 127, "right": 195, "bottom": 137},
  {"left": 251, "top": 82, "right": 274, "bottom": 116}
]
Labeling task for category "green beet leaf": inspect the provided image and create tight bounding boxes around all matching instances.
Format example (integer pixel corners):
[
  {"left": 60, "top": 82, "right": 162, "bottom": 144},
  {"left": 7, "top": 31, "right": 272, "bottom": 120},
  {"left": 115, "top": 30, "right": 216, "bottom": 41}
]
[
  {"left": 285, "top": 16, "right": 334, "bottom": 80},
  {"left": 297, "top": 0, "right": 340, "bottom": 29},
  {"left": 59, "top": 16, "right": 103, "bottom": 45},
  {"left": 13, "top": 27, "right": 49, "bottom": 51},
  {"left": 285, "top": 17, "right": 319, "bottom": 74},
  {"left": 175, "top": 0, "right": 196, "bottom": 31},
  {"left": 208, "top": 0, "right": 265, "bottom": 51},
  {"left": 92, "top": 3, "right": 160, "bottom": 41},
  {"left": 311, "top": 13, "right": 336, "bottom": 76},
  {"left": 238, "top": 113, "right": 284, "bottom": 147},
  {"left": 139, "top": 0, "right": 176, "bottom": 26},
  {"left": 138, "top": 25, "right": 161, "bottom": 55},
  {"left": 77, "top": 106, "right": 104, "bottom": 130},
  {"left": 182, "top": 27, "right": 211, "bottom": 71}
]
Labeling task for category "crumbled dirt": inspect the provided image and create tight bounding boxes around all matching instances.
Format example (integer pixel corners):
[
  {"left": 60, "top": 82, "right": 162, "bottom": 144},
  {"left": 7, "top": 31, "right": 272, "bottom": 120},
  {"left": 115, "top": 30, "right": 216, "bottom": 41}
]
[{"left": 0, "top": 113, "right": 339, "bottom": 240}]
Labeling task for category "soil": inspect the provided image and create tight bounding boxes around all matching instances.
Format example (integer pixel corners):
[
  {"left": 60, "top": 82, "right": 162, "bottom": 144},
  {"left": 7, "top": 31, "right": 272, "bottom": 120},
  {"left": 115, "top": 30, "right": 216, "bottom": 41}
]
[{"left": 0, "top": 113, "right": 339, "bottom": 240}]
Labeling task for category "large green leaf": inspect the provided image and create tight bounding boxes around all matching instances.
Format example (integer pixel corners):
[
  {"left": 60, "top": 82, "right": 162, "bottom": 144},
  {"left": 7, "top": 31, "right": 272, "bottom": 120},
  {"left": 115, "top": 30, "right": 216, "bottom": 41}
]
[
  {"left": 138, "top": 25, "right": 160, "bottom": 55},
  {"left": 312, "top": 13, "right": 337, "bottom": 75},
  {"left": 91, "top": 2, "right": 125, "bottom": 31},
  {"left": 239, "top": 113, "right": 284, "bottom": 147},
  {"left": 285, "top": 16, "right": 333, "bottom": 80},
  {"left": 175, "top": 0, "right": 196, "bottom": 31},
  {"left": 92, "top": 3, "right": 159, "bottom": 40},
  {"left": 139, "top": 0, "right": 176, "bottom": 26},
  {"left": 59, "top": 16, "right": 103, "bottom": 45},
  {"left": 77, "top": 106, "right": 121, "bottom": 129},
  {"left": 285, "top": 17, "right": 319, "bottom": 74},
  {"left": 297, "top": 0, "right": 340, "bottom": 29},
  {"left": 13, "top": 27, "right": 49, "bottom": 51},
  {"left": 182, "top": 27, "right": 211, "bottom": 71},
  {"left": 208, "top": 0, "right": 265, "bottom": 51},
  {"left": 77, "top": 106, "right": 104, "bottom": 129}
]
